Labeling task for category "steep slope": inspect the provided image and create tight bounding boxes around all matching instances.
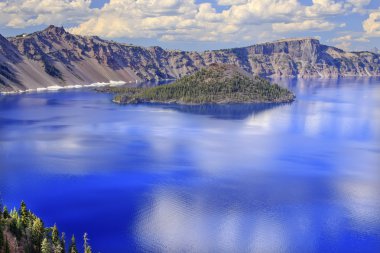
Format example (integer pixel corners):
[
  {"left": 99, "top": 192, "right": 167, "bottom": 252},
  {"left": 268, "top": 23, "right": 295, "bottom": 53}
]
[
  {"left": 1, "top": 26, "right": 380, "bottom": 92},
  {"left": 0, "top": 29, "right": 87, "bottom": 92},
  {"left": 0, "top": 34, "right": 22, "bottom": 91},
  {"left": 8, "top": 26, "right": 141, "bottom": 87}
]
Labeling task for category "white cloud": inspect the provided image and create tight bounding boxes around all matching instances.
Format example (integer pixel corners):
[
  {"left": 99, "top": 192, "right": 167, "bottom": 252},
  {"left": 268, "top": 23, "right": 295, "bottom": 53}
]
[
  {"left": 348, "top": 0, "right": 371, "bottom": 5},
  {"left": 68, "top": 0, "right": 200, "bottom": 39},
  {"left": 68, "top": 0, "right": 367, "bottom": 42},
  {"left": 305, "top": 0, "right": 347, "bottom": 17},
  {"left": 217, "top": 0, "right": 248, "bottom": 5},
  {"left": 336, "top": 41, "right": 351, "bottom": 51},
  {"left": 347, "top": 0, "right": 371, "bottom": 13},
  {"left": 227, "top": 0, "right": 301, "bottom": 24},
  {"left": 331, "top": 35, "right": 353, "bottom": 43},
  {"left": 69, "top": 0, "right": 303, "bottom": 41},
  {"left": 363, "top": 10, "right": 380, "bottom": 37},
  {"left": 0, "top": 0, "right": 93, "bottom": 28},
  {"left": 330, "top": 32, "right": 371, "bottom": 50},
  {"left": 272, "top": 20, "right": 337, "bottom": 33},
  {"left": 0, "top": 0, "right": 374, "bottom": 44}
]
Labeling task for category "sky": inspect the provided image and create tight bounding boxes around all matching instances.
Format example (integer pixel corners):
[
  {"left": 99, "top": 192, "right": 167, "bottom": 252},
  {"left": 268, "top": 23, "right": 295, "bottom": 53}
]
[{"left": 0, "top": 0, "right": 380, "bottom": 51}]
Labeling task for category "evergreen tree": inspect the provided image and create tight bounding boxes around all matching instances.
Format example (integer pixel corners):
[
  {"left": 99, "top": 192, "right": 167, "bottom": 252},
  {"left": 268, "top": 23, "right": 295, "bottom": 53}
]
[
  {"left": 0, "top": 201, "right": 95, "bottom": 253},
  {"left": 52, "top": 224, "right": 59, "bottom": 246},
  {"left": 69, "top": 235, "right": 78, "bottom": 253},
  {"left": 54, "top": 242, "right": 63, "bottom": 253},
  {"left": 60, "top": 232, "right": 66, "bottom": 253},
  {"left": 32, "top": 218, "right": 45, "bottom": 252},
  {"left": 3, "top": 206, "right": 9, "bottom": 219},
  {"left": 20, "top": 200, "right": 29, "bottom": 227},
  {"left": 9, "top": 217, "right": 22, "bottom": 240},
  {"left": 85, "top": 245, "right": 92, "bottom": 253},
  {"left": 83, "top": 233, "right": 92, "bottom": 253},
  {"left": 41, "top": 238, "right": 52, "bottom": 253}
]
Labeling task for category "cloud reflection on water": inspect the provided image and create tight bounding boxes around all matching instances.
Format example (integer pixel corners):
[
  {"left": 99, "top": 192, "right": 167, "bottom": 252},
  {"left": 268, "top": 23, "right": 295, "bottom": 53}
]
[{"left": 0, "top": 79, "right": 380, "bottom": 252}]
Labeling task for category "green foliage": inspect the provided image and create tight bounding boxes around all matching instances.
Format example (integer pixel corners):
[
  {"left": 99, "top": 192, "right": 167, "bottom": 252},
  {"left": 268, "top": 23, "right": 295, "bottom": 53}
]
[
  {"left": 32, "top": 218, "right": 45, "bottom": 252},
  {"left": 52, "top": 224, "right": 59, "bottom": 246},
  {"left": 9, "top": 216, "right": 22, "bottom": 240},
  {"left": 54, "top": 241, "right": 64, "bottom": 253},
  {"left": 3, "top": 206, "right": 9, "bottom": 219},
  {"left": 41, "top": 237, "right": 52, "bottom": 253},
  {"left": 112, "top": 64, "right": 295, "bottom": 104},
  {"left": 20, "top": 200, "right": 29, "bottom": 227},
  {"left": 0, "top": 201, "right": 95, "bottom": 253},
  {"left": 83, "top": 233, "right": 92, "bottom": 253},
  {"left": 60, "top": 233, "right": 66, "bottom": 253},
  {"left": 85, "top": 246, "right": 92, "bottom": 253},
  {"left": 70, "top": 235, "right": 78, "bottom": 253}
]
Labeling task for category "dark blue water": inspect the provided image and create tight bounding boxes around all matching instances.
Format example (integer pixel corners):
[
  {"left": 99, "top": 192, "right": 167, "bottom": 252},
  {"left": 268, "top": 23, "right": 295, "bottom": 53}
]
[{"left": 0, "top": 78, "right": 380, "bottom": 252}]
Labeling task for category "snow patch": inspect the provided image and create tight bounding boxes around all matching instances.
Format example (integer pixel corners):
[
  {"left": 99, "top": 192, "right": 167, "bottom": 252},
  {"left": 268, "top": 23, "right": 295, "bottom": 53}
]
[{"left": 0, "top": 80, "right": 126, "bottom": 95}]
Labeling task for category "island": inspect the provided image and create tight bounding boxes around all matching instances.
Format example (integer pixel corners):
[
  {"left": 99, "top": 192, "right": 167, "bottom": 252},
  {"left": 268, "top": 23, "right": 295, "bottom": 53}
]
[{"left": 111, "top": 64, "right": 295, "bottom": 105}]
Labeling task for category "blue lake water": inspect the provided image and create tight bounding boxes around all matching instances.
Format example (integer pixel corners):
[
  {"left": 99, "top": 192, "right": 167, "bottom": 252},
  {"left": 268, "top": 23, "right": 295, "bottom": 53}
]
[{"left": 0, "top": 78, "right": 380, "bottom": 252}]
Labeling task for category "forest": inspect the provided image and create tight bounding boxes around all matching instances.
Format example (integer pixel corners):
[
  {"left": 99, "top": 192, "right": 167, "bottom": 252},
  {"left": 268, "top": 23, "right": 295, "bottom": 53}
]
[
  {"left": 0, "top": 201, "right": 92, "bottom": 253},
  {"left": 111, "top": 64, "right": 295, "bottom": 105}
]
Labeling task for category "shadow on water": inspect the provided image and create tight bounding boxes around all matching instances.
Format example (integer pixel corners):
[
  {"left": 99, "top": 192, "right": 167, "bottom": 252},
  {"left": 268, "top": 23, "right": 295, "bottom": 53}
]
[{"left": 153, "top": 102, "right": 292, "bottom": 120}]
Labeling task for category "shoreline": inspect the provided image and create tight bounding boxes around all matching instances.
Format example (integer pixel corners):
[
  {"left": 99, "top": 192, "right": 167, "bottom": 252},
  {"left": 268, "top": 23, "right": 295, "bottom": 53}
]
[
  {"left": 113, "top": 96, "right": 296, "bottom": 105},
  {"left": 0, "top": 80, "right": 127, "bottom": 95}
]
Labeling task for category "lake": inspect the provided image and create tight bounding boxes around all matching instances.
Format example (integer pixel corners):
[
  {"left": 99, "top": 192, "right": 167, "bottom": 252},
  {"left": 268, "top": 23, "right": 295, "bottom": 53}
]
[{"left": 0, "top": 78, "right": 379, "bottom": 252}]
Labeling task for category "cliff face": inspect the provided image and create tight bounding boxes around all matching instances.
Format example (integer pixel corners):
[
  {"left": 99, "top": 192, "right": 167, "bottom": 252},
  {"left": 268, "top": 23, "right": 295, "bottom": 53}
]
[
  {"left": 202, "top": 38, "right": 380, "bottom": 78},
  {"left": 1, "top": 26, "right": 380, "bottom": 92}
]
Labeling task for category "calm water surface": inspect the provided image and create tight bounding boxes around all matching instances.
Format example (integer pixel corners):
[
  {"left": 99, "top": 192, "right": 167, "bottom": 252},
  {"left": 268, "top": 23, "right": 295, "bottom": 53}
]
[{"left": 0, "top": 78, "right": 380, "bottom": 252}]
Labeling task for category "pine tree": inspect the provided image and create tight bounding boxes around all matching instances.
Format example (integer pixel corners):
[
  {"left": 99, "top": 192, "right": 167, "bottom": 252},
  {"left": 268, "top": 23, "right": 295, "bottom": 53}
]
[
  {"left": 41, "top": 238, "right": 52, "bottom": 253},
  {"left": 3, "top": 206, "right": 9, "bottom": 219},
  {"left": 85, "top": 245, "right": 92, "bottom": 253},
  {"left": 54, "top": 242, "right": 63, "bottom": 253},
  {"left": 20, "top": 200, "right": 29, "bottom": 227},
  {"left": 32, "top": 218, "right": 45, "bottom": 251},
  {"left": 83, "top": 233, "right": 92, "bottom": 253},
  {"left": 60, "top": 232, "right": 66, "bottom": 253},
  {"left": 52, "top": 224, "right": 59, "bottom": 246},
  {"left": 69, "top": 235, "right": 78, "bottom": 253}
]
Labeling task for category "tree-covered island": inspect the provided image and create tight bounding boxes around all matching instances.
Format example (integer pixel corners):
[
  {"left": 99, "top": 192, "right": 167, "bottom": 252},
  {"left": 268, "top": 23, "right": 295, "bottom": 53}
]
[{"left": 110, "top": 64, "right": 295, "bottom": 105}]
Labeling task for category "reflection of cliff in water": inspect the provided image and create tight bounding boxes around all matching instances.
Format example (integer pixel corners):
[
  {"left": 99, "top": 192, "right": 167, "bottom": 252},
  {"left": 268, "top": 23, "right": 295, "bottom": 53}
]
[
  {"left": 273, "top": 77, "right": 380, "bottom": 94},
  {"left": 158, "top": 103, "right": 291, "bottom": 120}
]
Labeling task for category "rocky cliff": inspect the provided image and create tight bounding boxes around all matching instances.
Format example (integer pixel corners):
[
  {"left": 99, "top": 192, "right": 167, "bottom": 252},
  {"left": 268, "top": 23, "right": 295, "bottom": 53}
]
[{"left": 1, "top": 25, "right": 380, "bottom": 92}]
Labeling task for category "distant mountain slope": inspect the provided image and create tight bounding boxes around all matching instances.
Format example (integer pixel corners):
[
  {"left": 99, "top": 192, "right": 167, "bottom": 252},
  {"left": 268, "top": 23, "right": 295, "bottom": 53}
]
[{"left": 1, "top": 25, "right": 380, "bottom": 92}]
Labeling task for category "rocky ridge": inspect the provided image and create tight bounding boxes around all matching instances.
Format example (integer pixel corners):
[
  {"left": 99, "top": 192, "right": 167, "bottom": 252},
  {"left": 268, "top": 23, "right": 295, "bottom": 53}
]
[{"left": 1, "top": 25, "right": 380, "bottom": 92}]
